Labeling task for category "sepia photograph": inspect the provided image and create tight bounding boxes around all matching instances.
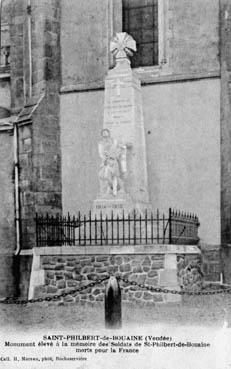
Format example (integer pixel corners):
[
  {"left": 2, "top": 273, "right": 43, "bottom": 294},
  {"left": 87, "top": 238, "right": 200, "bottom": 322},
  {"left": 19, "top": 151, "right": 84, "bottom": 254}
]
[{"left": 0, "top": 0, "right": 231, "bottom": 368}]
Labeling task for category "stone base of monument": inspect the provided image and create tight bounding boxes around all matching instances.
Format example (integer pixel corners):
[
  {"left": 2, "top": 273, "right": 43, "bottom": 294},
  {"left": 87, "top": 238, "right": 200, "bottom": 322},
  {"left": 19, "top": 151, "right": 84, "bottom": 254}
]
[
  {"left": 28, "top": 245, "right": 201, "bottom": 306},
  {"left": 90, "top": 199, "right": 160, "bottom": 246},
  {"left": 159, "top": 254, "right": 182, "bottom": 303},
  {"left": 159, "top": 270, "right": 182, "bottom": 303}
]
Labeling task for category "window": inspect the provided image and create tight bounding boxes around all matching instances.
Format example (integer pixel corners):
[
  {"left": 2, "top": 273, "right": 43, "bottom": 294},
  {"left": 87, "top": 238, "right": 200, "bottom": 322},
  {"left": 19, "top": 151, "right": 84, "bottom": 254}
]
[{"left": 122, "top": 0, "right": 159, "bottom": 68}]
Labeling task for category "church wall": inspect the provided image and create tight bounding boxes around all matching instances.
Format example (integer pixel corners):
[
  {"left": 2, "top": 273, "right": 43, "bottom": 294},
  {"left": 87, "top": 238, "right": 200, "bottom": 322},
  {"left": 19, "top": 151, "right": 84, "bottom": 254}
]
[
  {"left": 143, "top": 78, "right": 221, "bottom": 245},
  {"left": 220, "top": 0, "right": 231, "bottom": 283},
  {"left": 60, "top": 0, "right": 220, "bottom": 248},
  {"left": 60, "top": 90, "right": 104, "bottom": 214},
  {"left": 61, "top": 0, "right": 219, "bottom": 89},
  {"left": 10, "top": 0, "right": 26, "bottom": 113},
  {"left": 220, "top": 0, "right": 231, "bottom": 245},
  {"left": 12, "top": 0, "right": 63, "bottom": 251},
  {"left": 60, "top": 77, "right": 220, "bottom": 246},
  {"left": 61, "top": 0, "right": 110, "bottom": 88},
  {"left": 0, "top": 132, "right": 15, "bottom": 253},
  {"left": 169, "top": 0, "right": 219, "bottom": 75},
  {"left": 0, "top": 131, "right": 16, "bottom": 296}
]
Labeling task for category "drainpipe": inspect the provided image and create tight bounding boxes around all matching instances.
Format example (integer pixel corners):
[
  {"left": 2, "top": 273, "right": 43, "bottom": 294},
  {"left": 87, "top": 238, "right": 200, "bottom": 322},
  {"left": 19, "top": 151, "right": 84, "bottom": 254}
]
[
  {"left": 13, "top": 122, "right": 21, "bottom": 256},
  {"left": 27, "top": 0, "right": 32, "bottom": 99},
  {"left": 0, "top": 0, "right": 4, "bottom": 65}
]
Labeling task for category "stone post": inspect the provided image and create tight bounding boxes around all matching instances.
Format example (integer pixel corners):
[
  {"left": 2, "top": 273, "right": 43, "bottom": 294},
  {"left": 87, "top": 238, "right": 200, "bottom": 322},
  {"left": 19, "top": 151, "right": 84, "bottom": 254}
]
[{"left": 105, "top": 276, "right": 122, "bottom": 328}]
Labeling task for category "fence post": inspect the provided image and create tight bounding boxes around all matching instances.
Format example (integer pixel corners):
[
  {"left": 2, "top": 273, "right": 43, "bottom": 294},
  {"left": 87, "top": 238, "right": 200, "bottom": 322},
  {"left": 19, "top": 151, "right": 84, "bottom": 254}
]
[
  {"left": 35, "top": 213, "right": 38, "bottom": 247},
  {"left": 169, "top": 208, "right": 172, "bottom": 244},
  {"left": 105, "top": 276, "right": 122, "bottom": 329}
]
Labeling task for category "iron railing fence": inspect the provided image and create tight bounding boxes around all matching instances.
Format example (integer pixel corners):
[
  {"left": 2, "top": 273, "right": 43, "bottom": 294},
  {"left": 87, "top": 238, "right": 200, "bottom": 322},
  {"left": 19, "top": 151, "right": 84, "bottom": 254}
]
[{"left": 35, "top": 208, "right": 199, "bottom": 247}]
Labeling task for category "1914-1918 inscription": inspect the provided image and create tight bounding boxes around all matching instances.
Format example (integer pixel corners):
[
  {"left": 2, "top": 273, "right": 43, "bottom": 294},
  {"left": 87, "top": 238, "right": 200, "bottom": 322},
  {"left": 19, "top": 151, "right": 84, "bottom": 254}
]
[{"left": 96, "top": 203, "right": 124, "bottom": 210}]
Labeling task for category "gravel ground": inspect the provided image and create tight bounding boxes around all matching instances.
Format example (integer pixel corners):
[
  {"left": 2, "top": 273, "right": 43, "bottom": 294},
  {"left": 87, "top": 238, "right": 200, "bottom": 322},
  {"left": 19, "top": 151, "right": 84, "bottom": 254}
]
[
  {"left": 1, "top": 293, "right": 231, "bottom": 331},
  {"left": 1, "top": 290, "right": 230, "bottom": 369}
]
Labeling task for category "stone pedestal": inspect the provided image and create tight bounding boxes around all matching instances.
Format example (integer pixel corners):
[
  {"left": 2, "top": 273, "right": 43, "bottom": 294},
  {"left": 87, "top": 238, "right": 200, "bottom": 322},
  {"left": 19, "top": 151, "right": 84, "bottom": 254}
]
[
  {"left": 92, "top": 194, "right": 133, "bottom": 218},
  {"left": 28, "top": 244, "right": 201, "bottom": 304}
]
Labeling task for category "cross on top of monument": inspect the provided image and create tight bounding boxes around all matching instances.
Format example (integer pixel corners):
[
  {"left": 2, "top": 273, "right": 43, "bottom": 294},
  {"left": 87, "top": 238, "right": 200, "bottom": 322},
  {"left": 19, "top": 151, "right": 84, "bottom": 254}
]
[{"left": 110, "top": 32, "right": 136, "bottom": 64}]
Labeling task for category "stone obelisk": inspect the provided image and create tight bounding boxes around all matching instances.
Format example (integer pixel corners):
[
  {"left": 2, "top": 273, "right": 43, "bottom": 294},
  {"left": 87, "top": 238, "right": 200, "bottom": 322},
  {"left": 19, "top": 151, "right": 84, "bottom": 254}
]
[{"left": 93, "top": 33, "right": 150, "bottom": 216}]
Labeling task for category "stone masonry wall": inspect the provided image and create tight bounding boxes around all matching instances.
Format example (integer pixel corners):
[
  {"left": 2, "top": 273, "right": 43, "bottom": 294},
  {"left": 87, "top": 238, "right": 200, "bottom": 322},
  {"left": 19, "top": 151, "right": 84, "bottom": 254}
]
[
  {"left": 20, "top": 96, "right": 62, "bottom": 250},
  {"left": 16, "top": 0, "right": 62, "bottom": 249},
  {"left": 61, "top": 0, "right": 110, "bottom": 88},
  {"left": 35, "top": 254, "right": 165, "bottom": 305},
  {"left": 178, "top": 250, "right": 221, "bottom": 285},
  {"left": 221, "top": 246, "right": 231, "bottom": 284},
  {"left": 0, "top": 131, "right": 15, "bottom": 254},
  {"left": 18, "top": 123, "right": 33, "bottom": 249},
  {"left": 61, "top": 0, "right": 219, "bottom": 88},
  {"left": 10, "top": 0, "right": 26, "bottom": 113},
  {"left": 33, "top": 252, "right": 203, "bottom": 305},
  {"left": 0, "top": 130, "right": 16, "bottom": 296},
  {"left": 201, "top": 248, "right": 221, "bottom": 282},
  {"left": 220, "top": 0, "right": 231, "bottom": 284},
  {"left": 221, "top": 0, "right": 231, "bottom": 245},
  {"left": 177, "top": 254, "right": 203, "bottom": 290},
  {"left": 169, "top": 0, "right": 219, "bottom": 75}
]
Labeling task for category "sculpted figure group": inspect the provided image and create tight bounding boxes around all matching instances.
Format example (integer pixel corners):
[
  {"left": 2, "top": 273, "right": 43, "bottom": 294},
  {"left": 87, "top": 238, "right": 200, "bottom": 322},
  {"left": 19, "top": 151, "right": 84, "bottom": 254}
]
[{"left": 98, "top": 129, "right": 131, "bottom": 197}]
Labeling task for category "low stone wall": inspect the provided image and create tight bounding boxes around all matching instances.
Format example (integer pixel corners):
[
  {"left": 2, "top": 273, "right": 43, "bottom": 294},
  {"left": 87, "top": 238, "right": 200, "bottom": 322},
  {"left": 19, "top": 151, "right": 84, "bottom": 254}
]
[
  {"left": 27, "top": 245, "right": 201, "bottom": 306},
  {"left": 201, "top": 246, "right": 221, "bottom": 282},
  {"left": 222, "top": 246, "right": 231, "bottom": 284},
  {"left": 177, "top": 254, "right": 203, "bottom": 290},
  {"left": 35, "top": 254, "right": 165, "bottom": 305}
]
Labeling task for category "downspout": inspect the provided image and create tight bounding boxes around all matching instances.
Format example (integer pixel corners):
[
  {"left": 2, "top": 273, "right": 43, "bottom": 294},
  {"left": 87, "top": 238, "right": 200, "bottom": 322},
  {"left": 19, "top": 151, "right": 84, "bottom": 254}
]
[
  {"left": 0, "top": 0, "right": 3, "bottom": 65},
  {"left": 14, "top": 122, "right": 21, "bottom": 256},
  {"left": 27, "top": 0, "right": 32, "bottom": 99}
]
